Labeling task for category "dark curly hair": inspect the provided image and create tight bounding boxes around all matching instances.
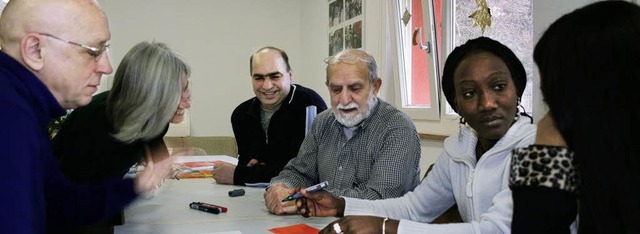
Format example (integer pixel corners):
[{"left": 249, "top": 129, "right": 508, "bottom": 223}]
[{"left": 441, "top": 37, "right": 526, "bottom": 113}]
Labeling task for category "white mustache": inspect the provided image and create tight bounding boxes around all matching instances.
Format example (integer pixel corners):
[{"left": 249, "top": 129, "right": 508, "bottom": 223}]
[{"left": 337, "top": 102, "right": 358, "bottom": 110}]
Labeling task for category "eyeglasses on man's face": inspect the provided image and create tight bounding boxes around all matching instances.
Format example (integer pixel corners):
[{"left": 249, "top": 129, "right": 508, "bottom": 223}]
[
  {"left": 40, "top": 33, "right": 110, "bottom": 60},
  {"left": 324, "top": 55, "right": 371, "bottom": 65}
]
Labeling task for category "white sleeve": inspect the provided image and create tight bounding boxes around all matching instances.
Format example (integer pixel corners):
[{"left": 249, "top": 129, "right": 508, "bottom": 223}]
[
  {"left": 344, "top": 152, "right": 457, "bottom": 223},
  {"left": 396, "top": 188, "right": 511, "bottom": 234},
  {"left": 344, "top": 151, "right": 514, "bottom": 234}
]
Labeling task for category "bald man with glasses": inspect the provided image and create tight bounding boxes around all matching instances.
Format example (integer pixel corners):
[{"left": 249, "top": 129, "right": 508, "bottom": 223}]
[
  {"left": 0, "top": 0, "right": 173, "bottom": 232},
  {"left": 264, "top": 49, "right": 421, "bottom": 214}
]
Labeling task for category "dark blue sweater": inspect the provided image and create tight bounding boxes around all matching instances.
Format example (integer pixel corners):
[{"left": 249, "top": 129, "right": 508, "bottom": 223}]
[{"left": 0, "top": 51, "right": 137, "bottom": 233}]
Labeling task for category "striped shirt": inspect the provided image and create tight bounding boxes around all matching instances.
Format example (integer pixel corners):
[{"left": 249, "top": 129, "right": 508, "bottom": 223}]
[{"left": 270, "top": 99, "right": 421, "bottom": 199}]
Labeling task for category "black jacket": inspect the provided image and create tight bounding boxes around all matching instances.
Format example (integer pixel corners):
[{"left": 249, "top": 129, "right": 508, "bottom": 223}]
[
  {"left": 51, "top": 91, "right": 167, "bottom": 183},
  {"left": 231, "top": 84, "right": 327, "bottom": 185}
]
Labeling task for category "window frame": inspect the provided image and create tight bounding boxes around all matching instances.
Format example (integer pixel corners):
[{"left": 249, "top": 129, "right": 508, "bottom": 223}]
[
  {"left": 391, "top": 0, "right": 441, "bottom": 121},
  {"left": 440, "top": 0, "right": 459, "bottom": 119}
]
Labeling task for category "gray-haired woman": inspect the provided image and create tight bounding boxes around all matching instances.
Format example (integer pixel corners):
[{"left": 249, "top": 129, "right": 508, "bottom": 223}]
[{"left": 51, "top": 41, "right": 191, "bottom": 232}]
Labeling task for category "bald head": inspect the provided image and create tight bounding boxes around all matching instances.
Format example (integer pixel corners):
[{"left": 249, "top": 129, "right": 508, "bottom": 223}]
[
  {"left": 249, "top": 46, "right": 291, "bottom": 75},
  {"left": 0, "top": 0, "right": 112, "bottom": 109},
  {"left": 0, "top": 0, "right": 109, "bottom": 57}
]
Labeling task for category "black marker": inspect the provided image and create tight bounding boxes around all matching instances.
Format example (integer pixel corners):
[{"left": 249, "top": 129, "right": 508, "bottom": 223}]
[
  {"left": 189, "top": 202, "right": 221, "bottom": 214},
  {"left": 228, "top": 189, "right": 245, "bottom": 197}
]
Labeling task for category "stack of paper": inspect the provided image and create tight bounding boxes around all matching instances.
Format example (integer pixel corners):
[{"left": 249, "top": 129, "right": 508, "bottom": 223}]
[
  {"left": 172, "top": 155, "right": 239, "bottom": 179},
  {"left": 173, "top": 161, "right": 216, "bottom": 179}
]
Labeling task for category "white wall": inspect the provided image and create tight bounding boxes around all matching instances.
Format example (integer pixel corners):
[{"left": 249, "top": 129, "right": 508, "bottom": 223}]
[
  {"left": 298, "top": 1, "right": 331, "bottom": 104},
  {"left": 99, "top": 0, "right": 304, "bottom": 137}
]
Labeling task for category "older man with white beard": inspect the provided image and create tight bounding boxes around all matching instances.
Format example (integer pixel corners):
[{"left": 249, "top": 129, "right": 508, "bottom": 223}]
[{"left": 264, "top": 49, "right": 421, "bottom": 215}]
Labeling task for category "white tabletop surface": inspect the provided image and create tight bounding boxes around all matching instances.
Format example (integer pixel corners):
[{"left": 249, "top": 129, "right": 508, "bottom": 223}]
[{"left": 115, "top": 156, "right": 334, "bottom": 234}]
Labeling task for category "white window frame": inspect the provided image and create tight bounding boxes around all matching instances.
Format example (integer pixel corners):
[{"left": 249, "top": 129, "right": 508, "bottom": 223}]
[
  {"left": 390, "top": 0, "right": 441, "bottom": 121},
  {"left": 441, "top": 0, "right": 459, "bottom": 118}
]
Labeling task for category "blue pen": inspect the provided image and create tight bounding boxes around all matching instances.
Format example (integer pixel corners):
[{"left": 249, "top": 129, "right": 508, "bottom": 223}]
[{"left": 281, "top": 181, "right": 329, "bottom": 202}]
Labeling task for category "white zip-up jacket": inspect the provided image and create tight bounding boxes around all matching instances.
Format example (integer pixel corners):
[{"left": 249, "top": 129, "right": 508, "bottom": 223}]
[{"left": 344, "top": 117, "right": 536, "bottom": 233}]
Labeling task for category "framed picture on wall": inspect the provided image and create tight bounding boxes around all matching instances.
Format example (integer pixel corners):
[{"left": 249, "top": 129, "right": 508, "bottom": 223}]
[
  {"left": 328, "top": 0, "right": 364, "bottom": 56},
  {"left": 329, "top": 28, "right": 344, "bottom": 56}
]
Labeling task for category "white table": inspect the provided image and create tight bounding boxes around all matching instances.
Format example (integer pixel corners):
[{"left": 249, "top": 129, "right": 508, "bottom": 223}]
[{"left": 116, "top": 156, "right": 334, "bottom": 234}]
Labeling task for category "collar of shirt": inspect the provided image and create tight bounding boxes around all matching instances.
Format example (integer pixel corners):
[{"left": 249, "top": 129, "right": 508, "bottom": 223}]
[{"left": 247, "top": 84, "right": 296, "bottom": 119}]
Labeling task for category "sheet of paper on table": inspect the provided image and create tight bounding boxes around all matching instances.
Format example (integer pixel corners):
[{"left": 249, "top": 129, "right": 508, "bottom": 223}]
[
  {"left": 268, "top": 223, "right": 320, "bottom": 233},
  {"left": 173, "top": 155, "right": 238, "bottom": 179},
  {"left": 174, "top": 155, "right": 238, "bottom": 165},
  {"left": 200, "top": 232, "right": 242, "bottom": 234}
]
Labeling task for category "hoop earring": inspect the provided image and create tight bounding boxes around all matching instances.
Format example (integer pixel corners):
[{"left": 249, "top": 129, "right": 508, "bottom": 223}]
[
  {"left": 458, "top": 116, "right": 466, "bottom": 141},
  {"left": 514, "top": 99, "right": 521, "bottom": 122}
]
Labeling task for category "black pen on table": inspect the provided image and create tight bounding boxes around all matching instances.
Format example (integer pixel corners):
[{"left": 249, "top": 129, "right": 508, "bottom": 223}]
[{"left": 282, "top": 181, "right": 329, "bottom": 202}]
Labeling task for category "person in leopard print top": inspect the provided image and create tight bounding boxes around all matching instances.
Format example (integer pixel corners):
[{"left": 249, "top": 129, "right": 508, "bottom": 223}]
[{"left": 509, "top": 1, "right": 640, "bottom": 233}]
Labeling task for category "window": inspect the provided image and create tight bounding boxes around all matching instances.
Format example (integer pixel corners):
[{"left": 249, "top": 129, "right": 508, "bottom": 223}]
[
  {"left": 391, "top": 0, "right": 533, "bottom": 121},
  {"left": 391, "top": 0, "right": 442, "bottom": 120}
]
